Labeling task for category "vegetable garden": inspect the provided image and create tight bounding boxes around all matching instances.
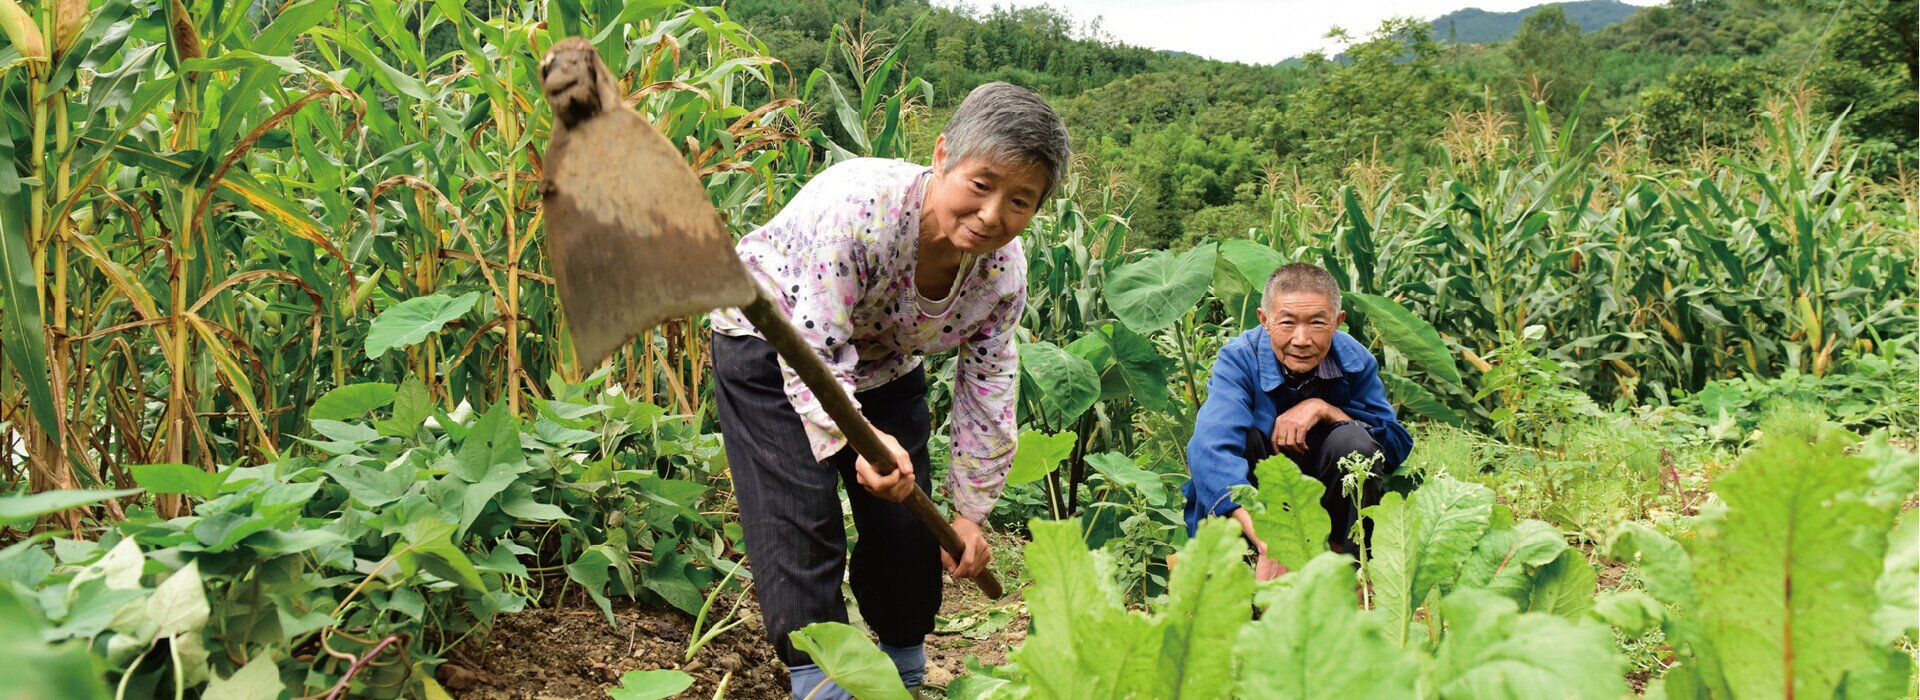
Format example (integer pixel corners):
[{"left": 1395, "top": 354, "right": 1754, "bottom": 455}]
[{"left": 0, "top": 1, "right": 1915, "bottom": 698}]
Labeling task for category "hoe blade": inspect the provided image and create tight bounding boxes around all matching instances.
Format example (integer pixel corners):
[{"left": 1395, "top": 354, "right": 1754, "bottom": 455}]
[{"left": 538, "top": 37, "right": 757, "bottom": 367}]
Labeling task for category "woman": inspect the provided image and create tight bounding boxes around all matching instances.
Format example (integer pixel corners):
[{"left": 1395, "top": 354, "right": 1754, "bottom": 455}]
[{"left": 708, "top": 82, "right": 1069, "bottom": 698}]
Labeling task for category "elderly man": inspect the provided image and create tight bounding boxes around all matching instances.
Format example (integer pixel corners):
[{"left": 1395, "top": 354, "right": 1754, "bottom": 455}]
[{"left": 1182, "top": 263, "right": 1413, "bottom": 580}]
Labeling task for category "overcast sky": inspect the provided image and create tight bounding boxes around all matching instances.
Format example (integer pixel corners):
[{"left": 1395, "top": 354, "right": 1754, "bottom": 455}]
[{"left": 935, "top": 0, "right": 1667, "bottom": 65}]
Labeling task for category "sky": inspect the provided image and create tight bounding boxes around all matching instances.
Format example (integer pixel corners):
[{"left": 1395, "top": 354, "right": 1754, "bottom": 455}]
[{"left": 934, "top": 0, "right": 1668, "bottom": 65}]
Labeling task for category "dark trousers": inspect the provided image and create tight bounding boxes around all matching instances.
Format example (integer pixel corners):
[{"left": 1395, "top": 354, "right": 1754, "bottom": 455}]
[
  {"left": 1247, "top": 421, "right": 1384, "bottom": 551},
  {"left": 711, "top": 333, "right": 942, "bottom": 668}
]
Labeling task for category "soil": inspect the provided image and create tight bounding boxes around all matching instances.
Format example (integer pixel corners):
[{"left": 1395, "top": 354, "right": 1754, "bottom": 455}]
[{"left": 447, "top": 564, "right": 1028, "bottom": 699}]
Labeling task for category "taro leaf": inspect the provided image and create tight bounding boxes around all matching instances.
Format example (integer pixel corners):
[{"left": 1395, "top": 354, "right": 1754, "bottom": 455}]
[
  {"left": 376, "top": 377, "right": 433, "bottom": 438},
  {"left": 1007, "top": 430, "right": 1076, "bottom": 487},
  {"left": 1872, "top": 510, "right": 1918, "bottom": 645},
  {"left": 1084, "top": 452, "right": 1168, "bottom": 507},
  {"left": 0, "top": 585, "right": 111, "bottom": 700},
  {"left": 1236, "top": 553, "right": 1419, "bottom": 699},
  {"left": 1693, "top": 430, "right": 1898, "bottom": 699},
  {"left": 1155, "top": 519, "right": 1251, "bottom": 699},
  {"left": 1458, "top": 518, "right": 1566, "bottom": 602},
  {"left": 147, "top": 561, "right": 210, "bottom": 639},
  {"left": 1343, "top": 292, "right": 1462, "bottom": 386},
  {"left": 607, "top": 669, "right": 696, "bottom": 700},
  {"left": 1383, "top": 373, "right": 1463, "bottom": 426},
  {"left": 1213, "top": 239, "right": 1285, "bottom": 300},
  {"left": 309, "top": 382, "right": 397, "bottom": 421},
  {"left": 1018, "top": 340, "right": 1099, "bottom": 429},
  {"left": 1590, "top": 590, "right": 1664, "bottom": 637},
  {"left": 788, "top": 622, "right": 911, "bottom": 700},
  {"left": 1105, "top": 243, "right": 1217, "bottom": 333},
  {"left": 1012, "top": 520, "right": 1161, "bottom": 698},
  {"left": 1430, "top": 590, "right": 1628, "bottom": 700},
  {"left": 0, "top": 488, "right": 143, "bottom": 528},
  {"left": 364, "top": 291, "right": 479, "bottom": 359},
  {"left": 1523, "top": 549, "right": 1596, "bottom": 620},
  {"left": 1097, "top": 323, "right": 1176, "bottom": 413},
  {"left": 1247, "top": 455, "right": 1332, "bottom": 571},
  {"left": 203, "top": 653, "right": 285, "bottom": 700},
  {"left": 128, "top": 463, "right": 228, "bottom": 501}
]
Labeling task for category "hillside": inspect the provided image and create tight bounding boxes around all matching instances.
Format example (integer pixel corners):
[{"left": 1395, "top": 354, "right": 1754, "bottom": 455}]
[{"left": 1431, "top": 0, "right": 1640, "bottom": 43}]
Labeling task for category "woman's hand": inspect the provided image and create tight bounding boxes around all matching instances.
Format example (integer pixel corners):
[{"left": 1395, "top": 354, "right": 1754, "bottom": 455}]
[
  {"left": 854, "top": 430, "right": 916, "bottom": 503},
  {"left": 942, "top": 516, "right": 992, "bottom": 578}
]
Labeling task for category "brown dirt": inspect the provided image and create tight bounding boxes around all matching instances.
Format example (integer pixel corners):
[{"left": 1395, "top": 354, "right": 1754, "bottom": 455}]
[{"left": 449, "top": 563, "right": 1028, "bottom": 698}]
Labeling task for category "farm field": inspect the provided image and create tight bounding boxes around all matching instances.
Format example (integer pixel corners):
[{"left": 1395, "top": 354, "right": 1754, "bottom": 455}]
[{"left": 1, "top": 0, "right": 1916, "bottom": 698}]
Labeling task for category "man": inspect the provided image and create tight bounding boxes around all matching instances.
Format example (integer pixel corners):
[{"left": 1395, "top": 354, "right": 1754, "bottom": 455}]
[{"left": 1182, "top": 263, "right": 1413, "bottom": 580}]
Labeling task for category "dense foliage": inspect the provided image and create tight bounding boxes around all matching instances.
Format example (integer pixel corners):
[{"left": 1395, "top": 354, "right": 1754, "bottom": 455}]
[{"left": 0, "top": 0, "right": 1915, "bottom": 697}]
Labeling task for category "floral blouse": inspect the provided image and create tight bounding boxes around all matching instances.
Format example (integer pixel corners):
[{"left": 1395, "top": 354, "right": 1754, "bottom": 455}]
[{"left": 710, "top": 158, "right": 1025, "bottom": 522}]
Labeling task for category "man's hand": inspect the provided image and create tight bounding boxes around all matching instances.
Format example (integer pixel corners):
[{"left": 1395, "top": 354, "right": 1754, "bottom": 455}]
[
  {"left": 1230, "top": 507, "right": 1287, "bottom": 582},
  {"left": 942, "top": 516, "right": 992, "bottom": 578},
  {"left": 1271, "top": 399, "right": 1350, "bottom": 454},
  {"left": 854, "top": 430, "right": 915, "bottom": 503}
]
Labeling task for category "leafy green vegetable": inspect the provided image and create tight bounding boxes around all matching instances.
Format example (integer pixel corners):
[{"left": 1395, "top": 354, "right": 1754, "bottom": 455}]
[
  {"left": 788, "top": 622, "right": 910, "bottom": 700},
  {"left": 1245, "top": 455, "right": 1331, "bottom": 570},
  {"left": 1428, "top": 589, "right": 1628, "bottom": 699},
  {"left": 1153, "top": 520, "right": 1250, "bottom": 698},
  {"left": 364, "top": 291, "right": 480, "bottom": 359},
  {"left": 1236, "top": 553, "right": 1419, "bottom": 699},
  {"left": 607, "top": 669, "right": 696, "bottom": 700}
]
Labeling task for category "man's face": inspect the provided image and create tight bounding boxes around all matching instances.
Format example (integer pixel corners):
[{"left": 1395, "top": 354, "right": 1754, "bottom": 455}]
[{"left": 1257, "top": 291, "right": 1346, "bottom": 375}]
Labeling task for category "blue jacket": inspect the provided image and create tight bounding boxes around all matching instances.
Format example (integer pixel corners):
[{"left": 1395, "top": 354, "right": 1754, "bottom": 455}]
[{"left": 1182, "top": 326, "right": 1413, "bottom": 535}]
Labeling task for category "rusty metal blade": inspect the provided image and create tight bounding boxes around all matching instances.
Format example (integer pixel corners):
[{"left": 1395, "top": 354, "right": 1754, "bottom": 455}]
[{"left": 538, "top": 37, "right": 758, "bottom": 367}]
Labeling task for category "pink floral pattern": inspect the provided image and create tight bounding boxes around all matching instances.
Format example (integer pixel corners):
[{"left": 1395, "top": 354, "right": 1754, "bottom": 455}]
[{"left": 710, "top": 158, "right": 1024, "bottom": 522}]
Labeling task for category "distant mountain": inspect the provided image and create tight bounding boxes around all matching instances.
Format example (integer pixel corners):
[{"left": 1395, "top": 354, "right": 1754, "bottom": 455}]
[{"left": 1431, "top": 0, "right": 1641, "bottom": 44}]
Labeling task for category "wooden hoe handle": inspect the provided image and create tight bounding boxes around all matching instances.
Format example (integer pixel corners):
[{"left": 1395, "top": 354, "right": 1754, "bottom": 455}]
[{"left": 740, "top": 296, "right": 1005, "bottom": 600}]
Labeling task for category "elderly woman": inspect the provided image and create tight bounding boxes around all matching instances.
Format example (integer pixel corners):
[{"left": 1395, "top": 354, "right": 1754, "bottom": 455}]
[{"left": 708, "top": 82, "right": 1068, "bottom": 698}]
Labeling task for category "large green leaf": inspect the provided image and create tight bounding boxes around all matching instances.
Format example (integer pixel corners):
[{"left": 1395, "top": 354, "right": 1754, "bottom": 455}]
[
  {"left": 1872, "top": 510, "right": 1918, "bottom": 646},
  {"left": 1457, "top": 518, "right": 1566, "bottom": 603},
  {"left": 1429, "top": 590, "right": 1628, "bottom": 699},
  {"left": 1343, "top": 292, "right": 1461, "bottom": 385},
  {"left": 1007, "top": 430, "right": 1076, "bottom": 486},
  {"left": 0, "top": 586, "right": 111, "bottom": 700},
  {"left": 1213, "top": 239, "right": 1286, "bottom": 300},
  {"left": 1522, "top": 549, "right": 1596, "bottom": 620},
  {"left": 0, "top": 489, "right": 143, "bottom": 528},
  {"left": 788, "top": 623, "right": 910, "bottom": 700},
  {"left": 203, "top": 654, "right": 286, "bottom": 700},
  {"left": 1096, "top": 323, "right": 1175, "bottom": 413},
  {"left": 1409, "top": 476, "right": 1495, "bottom": 602},
  {"left": 1013, "top": 519, "right": 1162, "bottom": 698},
  {"left": 147, "top": 561, "right": 210, "bottom": 639},
  {"left": 1105, "top": 243, "right": 1217, "bottom": 333},
  {"left": 607, "top": 669, "right": 696, "bottom": 700},
  {"left": 1693, "top": 429, "right": 1898, "bottom": 699},
  {"left": 0, "top": 139, "right": 58, "bottom": 464},
  {"left": 1246, "top": 455, "right": 1332, "bottom": 571},
  {"left": 1382, "top": 373, "right": 1464, "bottom": 426},
  {"left": 364, "top": 292, "right": 480, "bottom": 359},
  {"left": 1154, "top": 520, "right": 1251, "bottom": 698},
  {"left": 1018, "top": 340, "right": 1100, "bottom": 430},
  {"left": 1363, "top": 491, "right": 1420, "bottom": 649},
  {"left": 128, "top": 464, "right": 229, "bottom": 502},
  {"left": 1236, "top": 553, "right": 1419, "bottom": 699},
  {"left": 1084, "top": 452, "right": 1168, "bottom": 507},
  {"left": 309, "top": 382, "right": 398, "bottom": 421}
]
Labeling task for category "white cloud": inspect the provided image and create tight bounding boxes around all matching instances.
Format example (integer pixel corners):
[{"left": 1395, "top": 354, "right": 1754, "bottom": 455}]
[{"left": 935, "top": 0, "right": 1666, "bottom": 65}]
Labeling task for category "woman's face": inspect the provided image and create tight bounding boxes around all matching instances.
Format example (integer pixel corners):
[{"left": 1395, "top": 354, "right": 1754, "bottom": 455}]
[{"left": 923, "top": 135, "right": 1049, "bottom": 256}]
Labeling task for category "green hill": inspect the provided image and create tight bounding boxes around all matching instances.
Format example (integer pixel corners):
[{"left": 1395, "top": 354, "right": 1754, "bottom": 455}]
[{"left": 1432, "top": 0, "right": 1640, "bottom": 43}]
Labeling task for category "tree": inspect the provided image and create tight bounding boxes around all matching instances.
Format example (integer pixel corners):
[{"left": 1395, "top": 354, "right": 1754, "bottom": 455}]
[{"left": 1506, "top": 5, "right": 1595, "bottom": 115}]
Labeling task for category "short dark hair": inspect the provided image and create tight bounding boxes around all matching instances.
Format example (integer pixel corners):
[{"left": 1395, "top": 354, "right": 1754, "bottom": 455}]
[{"left": 1263, "top": 263, "right": 1342, "bottom": 312}]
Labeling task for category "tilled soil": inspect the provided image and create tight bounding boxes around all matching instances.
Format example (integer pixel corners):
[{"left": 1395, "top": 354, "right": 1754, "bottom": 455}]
[{"left": 448, "top": 570, "right": 1028, "bottom": 699}]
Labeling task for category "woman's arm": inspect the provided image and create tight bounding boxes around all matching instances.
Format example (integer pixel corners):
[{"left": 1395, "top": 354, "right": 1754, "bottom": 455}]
[{"left": 946, "top": 282, "right": 1026, "bottom": 523}]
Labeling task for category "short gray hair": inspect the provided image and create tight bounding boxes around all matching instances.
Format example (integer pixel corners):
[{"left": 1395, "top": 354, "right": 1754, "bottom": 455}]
[
  {"left": 940, "top": 82, "right": 1071, "bottom": 198},
  {"left": 1264, "top": 263, "right": 1342, "bottom": 312}
]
